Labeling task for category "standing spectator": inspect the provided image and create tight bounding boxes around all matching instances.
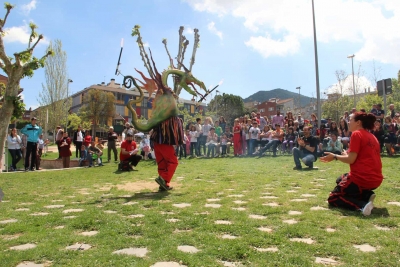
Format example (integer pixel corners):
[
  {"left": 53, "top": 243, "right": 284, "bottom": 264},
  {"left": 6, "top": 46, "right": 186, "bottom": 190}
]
[
  {"left": 375, "top": 104, "right": 385, "bottom": 120},
  {"left": 320, "top": 112, "right": 383, "bottom": 216},
  {"left": 297, "top": 114, "right": 304, "bottom": 130},
  {"left": 389, "top": 104, "right": 395, "bottom": 119},
  {"left": 219, "top": 116, "right": 226, "bottom": 133},
  {"left": 292, "top": 126, "right": 318, "bottom": 170},
  {"left": 224, "top": 126, "right": 234, "bottom": 155},
  {"left": 351, "top": 108, "right": 357, "bottom": 115},
  {"left": 233, "top": 119, "right": 242, "bottom": 156},
  {"left": 310, "top": 113, "right": 318, "bottom": 135},
  {"left": 248, "top": 121, "right": 260, "bottom": 155},
  {"left": 189, "top": 125, "right": 198, "bottom": 157},
  {"left": 73, "top": 125, "right": 85, "bottom": 159},
  {"left": 214, "top": 121, "right": 222, "bottom": 138},
  {"left": 107, "top": 126, "right": 118, "bottom": 162},
  {"left": 7, "top": 128, "right": 22, "bottom": 171},
  {"left": 372, "top": 119, "right": 384, "bottom": 152},
  {"left": 58, "top": 130, "right": 72, "bottom": 168},
  {"left": 383, "top": 116, "right": 398, "bottom": 156},
  {"left": 36, "top": 134, "right": 46, "bottom": 170},
  {"left": 271, "top": 110, "right": 285, "bottom": 129},
  {"left": 195, "top": 118, "right": 203, "bottom": 156},
  {"left": 370, "top": 104, "right": 378, "bottom": 116},
  {"left": 202, "top": 117, "right": 212, "bottom": 156},
  {"left": 206, "top": 127, "right": 218, "bottom": 157},
  {"left": 185, "top": 129, "right": 191, "bottom": 156},
  {"left": 338, "top": 119, "right": 350, "bottom": 149},
  {"left": 20, "top": 117, "right": 42, "bottom": 171},
  {"left": 343, "top": 111, "right": 350, "bottom": 123},
  {"left": 55, "top": 126, "right": 63, "bottom": 159}
]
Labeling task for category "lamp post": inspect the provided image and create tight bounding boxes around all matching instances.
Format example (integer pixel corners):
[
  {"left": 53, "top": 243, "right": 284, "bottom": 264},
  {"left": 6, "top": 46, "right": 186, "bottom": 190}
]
[
  {"left": 296, "top": 86, "right": 301, "bottom": 114},
  {"left": 347, "top": 54, "right": 356, "bottom": 107},
  {"left": 312, "top": 0, "right": 321, "bottom": 128},
  {"left": 65, "top": 79, "right": 73, "bottom": 130},
  {"left": 215, "top": 90, "right": 220, "bottom": 117}
]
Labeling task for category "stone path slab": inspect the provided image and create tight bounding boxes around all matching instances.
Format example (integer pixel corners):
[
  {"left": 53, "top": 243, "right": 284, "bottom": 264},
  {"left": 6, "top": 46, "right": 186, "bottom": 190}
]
[
  {"left": 0, "top": 219, "right": 18, "bottom": 224},
  {"left": 30, "top": 212, "right": 50, "bottom": 216},
  {"left": 166, "top": 219, "right": 180, "bottom": 223},
  {"left": 283, "top": 219, "right": 298, "bottom": 224},
  {"left": 257, "top": 227, "right": 273, "bottom": 233},
  {"left": 80, "top": 231, "right": 98, "bottom": 236},
  {"left": 353, "top": 244, "right": 376, "bottom": 252},
  {"left": 291, "top": 199, "right": 307, "bottom": 202},
  {"left": 262, "top": 202, "right": 279, "bottom": 207},
  {"left": 15, "top": 208, "right": 30, "bottom": 211},
  {"left": 254, "top": 247, "right": 278, "bottom": 252},
  {"left": 112, "top": 247, "right": 148, "bottom": 257},
  {"left": 231, "top": 207, "right": 246, "bottom": 211},
  {"left": 44, "top": 205, "right": 65, "bottom": 209},
  {"left": 127, "top": 214, "right": 145, "bottom": 218},
  {"left": 215, "top": 220, "right": 232, "bottom": 225},
  {"left": 249, "top": 214, "right": 267, "bottom": 219},
  {"left": 16, "top": 262, "right": 44, "bottom": 267},
  {"left": 66, "top": 243, "right": 92, "bottom": 251},
  {"left": 150, "top": 262, "right": 187, "bottom": 267},
  {"left": 326, "top": 228, "right": 336, "bottom": 232},
  {"left": 374, "top": 225, "right": 391, "bottom": 231},
  {"left": 221, "top": 234, "right": 238, "bottom": 239},
  {"left": 63, "top": 209, "right": 84, "bottom": 213},
  {"left": 387, "top": 201, "right": 400, "bottom": 206},
  {"left": 10, "top": 243, "right": 37, "bottom": 250},
  {"left": 315, "top": 257, "right": 340, "bottom": 265},
  {"left": 177, "top": 245, "right": 200, "bottom": 253},
  {"left": 310, "top": 206, "right": 328, "bottom": 211},
  {"left": 207, "top": 198, "right": 221, "bottom": 202},
  {"left": 288, "top": 211, "right": 302, "bottom": 215},
  {"left": 173, "top": 203, "right": 191, "bottom": 208}
]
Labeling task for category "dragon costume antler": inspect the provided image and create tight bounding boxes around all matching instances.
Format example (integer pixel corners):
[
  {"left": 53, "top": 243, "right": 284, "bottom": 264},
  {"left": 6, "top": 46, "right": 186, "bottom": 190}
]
[{"left": 118, "top": 25, "right": 208, "bottom": 132}]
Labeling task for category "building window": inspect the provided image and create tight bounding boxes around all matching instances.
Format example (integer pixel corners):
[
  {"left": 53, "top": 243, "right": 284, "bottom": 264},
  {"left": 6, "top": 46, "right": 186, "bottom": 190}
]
[
  {"left": 268, "top": 107, "right": 274, "bottom": 111},
  {"left": 259, "top": 108, "right": 265, "bottom": 113}
]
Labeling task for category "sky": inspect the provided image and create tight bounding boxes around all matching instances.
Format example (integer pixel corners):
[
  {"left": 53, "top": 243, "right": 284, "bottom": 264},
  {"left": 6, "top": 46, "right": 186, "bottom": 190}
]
[{"left": 1, "top": 0, "right": 400, "bottom": 110}]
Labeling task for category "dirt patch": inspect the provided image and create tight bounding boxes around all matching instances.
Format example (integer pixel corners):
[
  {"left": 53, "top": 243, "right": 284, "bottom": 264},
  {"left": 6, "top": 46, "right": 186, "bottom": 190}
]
[{"left": 116, "top": 181, "right": 179, "bottom": 192}]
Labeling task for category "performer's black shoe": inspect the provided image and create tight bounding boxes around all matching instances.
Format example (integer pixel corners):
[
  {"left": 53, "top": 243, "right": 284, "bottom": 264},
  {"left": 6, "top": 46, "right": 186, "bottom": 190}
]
[
  {"left": 158, "top": 185, "right": 173, "bottom": 192},
  {"left": 155, "top": 176, "right": 168, "bottom": 191}
]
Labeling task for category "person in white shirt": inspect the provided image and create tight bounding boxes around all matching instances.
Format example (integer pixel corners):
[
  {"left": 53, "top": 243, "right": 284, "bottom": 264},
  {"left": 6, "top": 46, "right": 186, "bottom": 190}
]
[
  {"left": 189, "top": 125, "right": 198, "bottom": 157},
  {"left": 73, "top": 125, "right": 85, "bottom": 159},
  {"left": 248, "top": 121, "right": 261, "bottom": 154},
  {"left": 7, "top": 128, "right": 22, "bottom": 171}
]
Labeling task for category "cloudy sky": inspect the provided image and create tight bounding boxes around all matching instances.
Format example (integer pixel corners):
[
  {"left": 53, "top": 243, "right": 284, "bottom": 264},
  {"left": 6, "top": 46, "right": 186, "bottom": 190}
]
[{"left": 1, "top": 0, "right": 400, "bottom": 109}]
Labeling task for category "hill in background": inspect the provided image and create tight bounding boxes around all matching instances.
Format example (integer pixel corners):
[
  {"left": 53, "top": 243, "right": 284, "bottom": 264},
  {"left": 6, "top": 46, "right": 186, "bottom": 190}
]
[{"left": 243, "top": 88, "right": 313, "bottom": 107}]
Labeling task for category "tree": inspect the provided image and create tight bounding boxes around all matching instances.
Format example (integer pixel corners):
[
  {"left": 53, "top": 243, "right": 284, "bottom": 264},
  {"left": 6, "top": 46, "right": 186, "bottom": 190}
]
[
  {"left": 37, "top": 40, "right": 69, "bottom": 140},
  {"left": 208, "top": 93, "right": 245, "bottom": 126},
  {"left": 0, "top": 4, "right": 52, "bottom": 171},
  {"left": 79, "top": 89, "right": 116, "bottom": 136}
]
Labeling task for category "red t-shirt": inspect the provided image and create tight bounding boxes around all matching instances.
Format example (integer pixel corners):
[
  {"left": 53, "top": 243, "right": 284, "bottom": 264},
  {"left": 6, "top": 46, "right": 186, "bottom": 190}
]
[
  {"left": 120, "top": 140, "right": 137, "bottom": 161},
  {"left": 348, "top": 129, "right": 383, "bottom": 189}
]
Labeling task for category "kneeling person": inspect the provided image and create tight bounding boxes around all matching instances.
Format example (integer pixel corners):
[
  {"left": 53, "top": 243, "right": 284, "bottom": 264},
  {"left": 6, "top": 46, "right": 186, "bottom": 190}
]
[
  {"left": 293, "top": 126, "right": 318, "bottom": 170},
  {"left": 120, "top": 132, "right": 142, "bottom": 170}
]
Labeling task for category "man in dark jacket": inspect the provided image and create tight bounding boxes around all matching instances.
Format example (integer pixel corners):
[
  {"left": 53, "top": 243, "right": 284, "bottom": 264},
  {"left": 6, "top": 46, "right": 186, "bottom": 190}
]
[
  {"left": 107, "top": 126, "right": 118, "bottom": 162},
  {"left": 73, "top": 125, "right": 85, "bottom": 159}
]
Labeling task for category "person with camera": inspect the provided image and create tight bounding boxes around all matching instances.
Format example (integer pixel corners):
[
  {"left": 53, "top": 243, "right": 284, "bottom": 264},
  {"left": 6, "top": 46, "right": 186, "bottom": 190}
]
[
  {"left": 119, "top": 132, "right": 142, "bottom": 170},
  {"left": 320, "top": 112, "right": 383, "bottom": 216},
  {"left": 292, "top": 125, "right": 318, "bottom": 170}
]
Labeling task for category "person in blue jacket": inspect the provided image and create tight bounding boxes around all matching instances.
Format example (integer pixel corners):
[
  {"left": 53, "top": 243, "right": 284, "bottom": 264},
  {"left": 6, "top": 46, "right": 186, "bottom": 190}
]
[{"left": 20, "top": 117, "right": 42, "bottom": 171}]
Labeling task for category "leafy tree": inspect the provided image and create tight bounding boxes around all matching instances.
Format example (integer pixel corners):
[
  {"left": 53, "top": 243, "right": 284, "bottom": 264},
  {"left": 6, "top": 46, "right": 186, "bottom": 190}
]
[
  {"left": 37, "top": 39, "right": 69, "bottom": 139},
  {"left": 208, "top": 93, "right": 245, "bottom": 126},
  {"left": 78, "top": 89, "right": 116, "bottom": 136},
  {"left": 0, "top": 3, "right": 52, "bottom": 170}
]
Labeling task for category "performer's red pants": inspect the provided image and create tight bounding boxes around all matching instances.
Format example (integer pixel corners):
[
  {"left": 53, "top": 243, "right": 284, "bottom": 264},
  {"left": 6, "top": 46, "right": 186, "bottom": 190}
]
[{"left": 154, "top": 143, "right": 178, "bottom": 186}]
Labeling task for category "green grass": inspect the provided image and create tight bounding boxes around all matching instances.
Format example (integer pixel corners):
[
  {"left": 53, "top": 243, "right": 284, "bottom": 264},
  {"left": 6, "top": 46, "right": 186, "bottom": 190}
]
[{"left": 0, "top": 155, "right": 399, "bottom": 267}]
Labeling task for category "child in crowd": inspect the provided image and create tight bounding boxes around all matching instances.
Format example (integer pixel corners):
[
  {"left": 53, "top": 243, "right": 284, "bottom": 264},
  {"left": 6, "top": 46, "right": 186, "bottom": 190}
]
[
  {"left": 140, "top": 136, "right": 151, "bottom": 160},
  {"left": 248, "top": 121, "right": 260, "bottom": 155},
  {"left": 189, "top": 125, "right": 198, "bottom": 157},
  {"left": 185, "top": 130, "right": 191, "bottom": 156},
  {"left": 206, "top": 127, "right": 218, "bottom": 157},
  {"left": 220, "top": 133, "right": 228, "bottom": 157},
  {"left": 282, "top": 126, "right": 297, "bottom": 154}
]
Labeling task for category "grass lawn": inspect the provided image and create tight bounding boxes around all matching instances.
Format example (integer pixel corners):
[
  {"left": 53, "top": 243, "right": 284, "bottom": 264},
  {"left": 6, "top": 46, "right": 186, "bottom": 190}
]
[{"left": 0, "top": 154, "right": 399, "bottom": 267}]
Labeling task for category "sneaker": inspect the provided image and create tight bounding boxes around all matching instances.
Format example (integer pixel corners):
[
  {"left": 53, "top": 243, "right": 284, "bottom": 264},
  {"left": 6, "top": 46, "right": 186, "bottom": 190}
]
[
  {"left": 368, "top": 194, "right": 376, "bottom": 204},
  {"left": 361, "top": 201, "right": 374, "bottom": 216},
  {"left": 293, "top": 166, "right": 302, "bottom": 170},
  {"left": 88, "top": 165, "right": 92, "bottom": 168},
  {"left": 25, "top": 168, "right": 29, "bottom": 172},
  {"left": 30, "top": 168, "right": 35, "bottom": 171},
  {"left": 155, "top": 176, "right": 168, "bottom": 191}
]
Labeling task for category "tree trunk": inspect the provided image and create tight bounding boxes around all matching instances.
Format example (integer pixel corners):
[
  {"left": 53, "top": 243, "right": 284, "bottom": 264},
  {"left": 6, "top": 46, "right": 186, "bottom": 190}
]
[{"left": 0, "top": 75, "right": 21, "bottom": 173}]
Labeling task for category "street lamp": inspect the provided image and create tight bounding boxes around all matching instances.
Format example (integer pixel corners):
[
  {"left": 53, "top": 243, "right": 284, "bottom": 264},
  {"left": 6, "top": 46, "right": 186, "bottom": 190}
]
[
  {"left": 215, "top": 90, "right": 220, "bottom": 117},
  {"left": 312, "top": 0, "right": 321, "bottom": 128},
  {"left": 65, "top": 79, "right": 73, "bottom": 130},
  {"left": 347, "top": 54, "right": 356, "bottom": 107},
  {"left": 296, "top": 86, "right": 301, "bottom": 114}
]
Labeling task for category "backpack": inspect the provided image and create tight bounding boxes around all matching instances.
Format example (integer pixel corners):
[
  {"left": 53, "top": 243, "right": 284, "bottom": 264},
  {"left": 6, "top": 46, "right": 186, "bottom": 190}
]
[{"left": 118, "top": 160, "right": 131, "bottom": 171}]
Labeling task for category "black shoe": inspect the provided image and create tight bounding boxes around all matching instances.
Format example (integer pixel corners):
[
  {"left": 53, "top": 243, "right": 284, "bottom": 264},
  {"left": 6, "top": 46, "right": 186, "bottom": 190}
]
[
  {"left": 25, "top": 168, "right": 29, "bottom": 172},
  {"left": 30, "top": 168, "right": 35, "bottom": 171},
  {"left": 293, "top": 166, "right": 302, "bottom": 170},
  {"left": 159, "top": 185, "right": 173, "bottom": 192},
  {"left": 155, "top": 176, "right": 168, "bottom": 190}
]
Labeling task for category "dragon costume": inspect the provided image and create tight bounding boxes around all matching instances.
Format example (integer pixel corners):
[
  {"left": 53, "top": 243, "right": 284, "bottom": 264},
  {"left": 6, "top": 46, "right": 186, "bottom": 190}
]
[{"left": 119, "top": 25, "right": 209, "bottom": 191}]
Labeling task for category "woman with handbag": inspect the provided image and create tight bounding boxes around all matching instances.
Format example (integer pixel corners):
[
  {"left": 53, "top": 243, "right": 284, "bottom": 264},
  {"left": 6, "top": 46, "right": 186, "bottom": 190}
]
[{"left": 7, "top": 128, "right": 23, "bottom": 171}]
